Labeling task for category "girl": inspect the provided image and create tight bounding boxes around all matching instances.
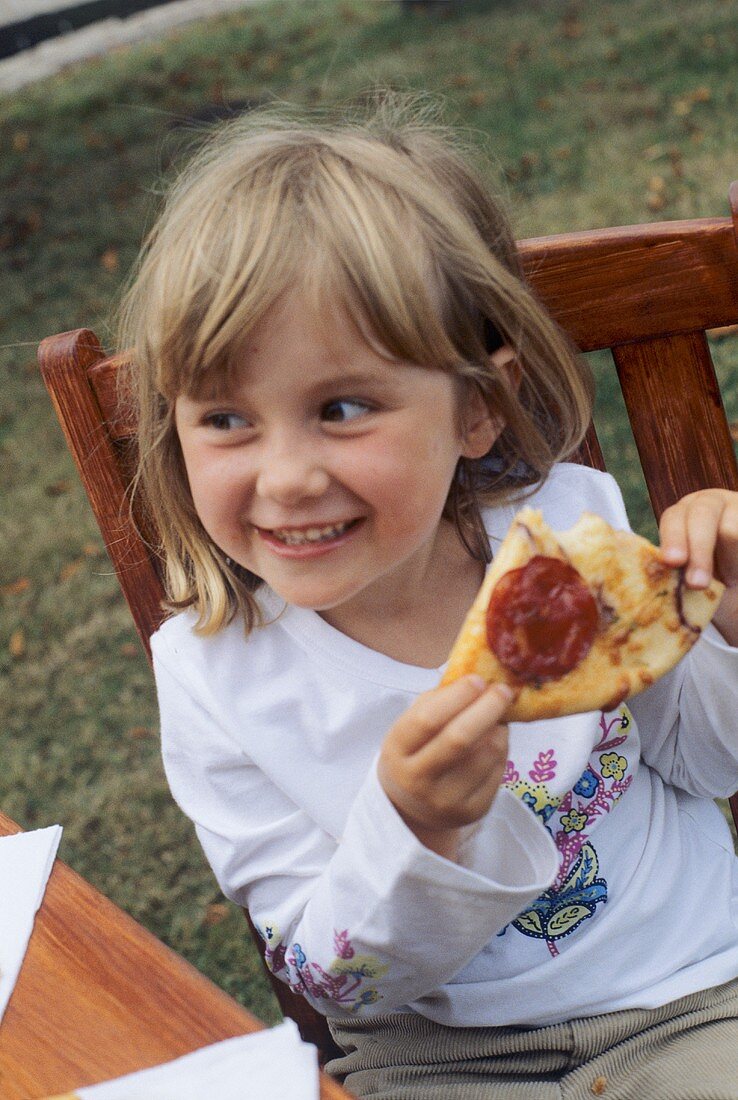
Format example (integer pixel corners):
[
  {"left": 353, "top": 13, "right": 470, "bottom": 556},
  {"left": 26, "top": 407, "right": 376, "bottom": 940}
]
[{"left": 120, "top": 101, "right": 738, "bottom": 1098}]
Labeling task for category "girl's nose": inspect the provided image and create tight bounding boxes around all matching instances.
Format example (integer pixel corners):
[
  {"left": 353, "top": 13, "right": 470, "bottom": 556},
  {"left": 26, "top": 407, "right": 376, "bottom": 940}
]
[{"left": 255, "top": 438, "right": 331, "bottom": 503}]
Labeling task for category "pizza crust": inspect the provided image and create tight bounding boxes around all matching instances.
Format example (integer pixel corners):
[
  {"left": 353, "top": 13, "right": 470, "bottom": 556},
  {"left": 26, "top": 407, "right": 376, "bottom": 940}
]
[{"left": 442, "top": 508, "right": 724, "bottom": 721}]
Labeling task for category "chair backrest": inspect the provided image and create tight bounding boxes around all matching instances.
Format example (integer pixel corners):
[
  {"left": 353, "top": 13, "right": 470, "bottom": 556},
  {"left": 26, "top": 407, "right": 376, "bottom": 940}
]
[{"left": 38, "top": 183, "right": 738, "bottom": 1062}]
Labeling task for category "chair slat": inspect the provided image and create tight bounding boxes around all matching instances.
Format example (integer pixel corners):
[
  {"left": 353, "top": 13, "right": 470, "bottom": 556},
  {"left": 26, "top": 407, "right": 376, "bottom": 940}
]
[
  {"left": 38, "top": 330, "right": 165, "bottom": 657},
  {"left": 571, "top": 422, "right": 606, "bottom": 471},
  {"left": 612, "top": 331, "right": 738, "bottom": 520},
  {"left": 88, "top": 354, "right": 137, "bottom": 441},
  {"left": 519, "top": 218, "right": 738, "bottom": 351}
]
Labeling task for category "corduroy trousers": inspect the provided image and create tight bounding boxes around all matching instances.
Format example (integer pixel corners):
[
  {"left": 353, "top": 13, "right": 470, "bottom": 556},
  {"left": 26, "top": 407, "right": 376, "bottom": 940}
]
[{"left": 326, "top": 977, "right": 738, "bottom": 1099}]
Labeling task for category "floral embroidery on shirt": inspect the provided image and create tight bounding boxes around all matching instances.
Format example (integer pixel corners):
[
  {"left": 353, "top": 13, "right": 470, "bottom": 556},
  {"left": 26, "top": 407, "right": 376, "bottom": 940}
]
[
  {"left": 560, "top": 808, "right": 588, "bottom": 833},
  {"left": 260, "top": 922, "right": 388, "bottom": 1012},
  {"left": 528, "top": 749, "right": 558, "bottom": 783},
  {"left": 501, "top": 707, "right": 633, "bottom": 956},
  {"left": 573, "top": 768, "right": 598, "bottom": 798},
  {"left": 507, "top": 842, "right": 608, "bottom": 947},
  {"left": 504, "top": 760, "right": 563, "bottom": 825},
  {"left": 600, "top": 751, "right": 628, "bottom": 781}
]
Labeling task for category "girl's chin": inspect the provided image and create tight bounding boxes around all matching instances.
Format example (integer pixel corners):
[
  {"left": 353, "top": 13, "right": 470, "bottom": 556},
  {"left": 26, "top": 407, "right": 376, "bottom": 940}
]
[{"left": 265, "top": 582, "right": 361, "bottom": 613}]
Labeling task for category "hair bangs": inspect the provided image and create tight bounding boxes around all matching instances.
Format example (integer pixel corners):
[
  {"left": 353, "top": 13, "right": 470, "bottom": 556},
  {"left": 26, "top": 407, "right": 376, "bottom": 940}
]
[
  {"left": 151, "top": 185, "right": 309, "bottom": 403},
  {"left": 293, "top": 151, "right": 465, "bottom": 373}
]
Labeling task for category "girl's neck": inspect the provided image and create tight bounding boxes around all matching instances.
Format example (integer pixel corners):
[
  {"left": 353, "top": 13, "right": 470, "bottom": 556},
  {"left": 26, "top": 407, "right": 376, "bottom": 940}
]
[{"left": 318, "top": 519, "right": 486, "bottom": 668}]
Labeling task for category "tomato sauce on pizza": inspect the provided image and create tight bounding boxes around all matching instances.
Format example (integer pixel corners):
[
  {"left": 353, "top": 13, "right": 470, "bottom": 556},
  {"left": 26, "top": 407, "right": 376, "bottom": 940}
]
[{"left": 485, "top": 556, "right": 599, "bottom": 682}]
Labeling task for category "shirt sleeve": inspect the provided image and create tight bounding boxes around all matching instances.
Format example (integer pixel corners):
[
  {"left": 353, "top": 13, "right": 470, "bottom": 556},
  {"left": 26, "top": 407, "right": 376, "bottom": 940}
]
[
  {"left": 629, "top": 623, "right": 738, "bottom": 798},
  {"left": 153, "top": 649, "right": 559, "bottom": 1018}
]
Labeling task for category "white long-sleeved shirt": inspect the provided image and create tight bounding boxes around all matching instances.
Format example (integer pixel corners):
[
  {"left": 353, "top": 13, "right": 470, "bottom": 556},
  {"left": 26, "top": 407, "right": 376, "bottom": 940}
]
[{"left": 152, "top": 464, "right": 738, "bottom": 1026}]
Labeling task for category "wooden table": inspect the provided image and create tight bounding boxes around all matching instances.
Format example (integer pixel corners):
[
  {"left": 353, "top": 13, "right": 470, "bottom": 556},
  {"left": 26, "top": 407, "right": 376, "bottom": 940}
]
[{"left": 0, "top": 811, "right": 351, "bottom": 1099}]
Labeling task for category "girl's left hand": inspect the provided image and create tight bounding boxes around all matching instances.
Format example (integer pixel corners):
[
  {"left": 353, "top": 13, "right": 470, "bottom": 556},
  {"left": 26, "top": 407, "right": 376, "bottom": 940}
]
[{"left": 659, "top": 489, "right": 738, "bottom": 647}]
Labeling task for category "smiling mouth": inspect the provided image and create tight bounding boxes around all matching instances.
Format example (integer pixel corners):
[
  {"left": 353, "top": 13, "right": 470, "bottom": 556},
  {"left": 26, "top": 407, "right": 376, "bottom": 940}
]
[{"left": 264, "top": 519, "right": 361, "bottom": 546}]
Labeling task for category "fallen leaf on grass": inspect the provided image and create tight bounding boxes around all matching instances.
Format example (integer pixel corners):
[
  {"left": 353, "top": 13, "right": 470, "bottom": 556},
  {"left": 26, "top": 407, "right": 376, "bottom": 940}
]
[
  {"left": 0, "top": 211, "right": 43, "bottom": 250},
  {"left": 9, "top": 629, "right": 25, "bottom": 658},
  {"left": 261, "top": 51, "right": 285, "bottom": 75},
  {"left": 673, "top": 86, "right": 712, "bottom": 118},
  {"left": 59, "top": 558, "right": 85, "bottom": 582},
  {"left": 168, "top": 69, "right": 193, "bottom": 89},
  {"left": 83, "top": 128, "right": 106, "bottom": 150},
  {"left": 561, "top": 18, "right": 584, "bottom": 39},
  {"left": 45, "top": 479, "right": 71, "bottom": 496},
  {"left": 127, "top": 725, "right": 153, "bottom": 740},
  {"left": 100, "top": 248, "right": 119, "bottom": 272},
  {"left": 646, "top": 192, "right": 666, "bottom": 211},
  {"left": 1, "top": 577, "right": 30, "bottom": 597},
  {"left": 202, "top": 902, "right": 230, "bottom": 927},
  {"left": 646, "top": 175, "right": 668, "bottom": 211}
]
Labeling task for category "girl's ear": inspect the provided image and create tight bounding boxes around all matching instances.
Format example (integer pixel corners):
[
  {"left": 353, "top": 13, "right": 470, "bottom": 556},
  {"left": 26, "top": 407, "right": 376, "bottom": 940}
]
[
  {"left": 460, "top": 345, "right": 521, "bottom": 459},
  {"left": 489, "top": 344, "right": 522, "bottom": 393}
]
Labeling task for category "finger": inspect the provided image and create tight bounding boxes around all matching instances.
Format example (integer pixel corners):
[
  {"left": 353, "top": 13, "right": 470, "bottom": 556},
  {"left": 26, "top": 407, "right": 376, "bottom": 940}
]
[
  {"left": 682, "top": 496, "right": 724, "bottom": 587},
  {"left": 659, "top": 502, "right": 690, "bottom": 568},
  {"left": 714, "top": 505, "right": 738, "bottom": 588},
  {"left": 414, "top": 721, "right": 510, "bottom": 826},
  {"left": 465, "top": 758, "right": 510, "bottom": 815},
  {"left": 415, "top": 684, "right": 513, "bottom": 775},
  {"left": 392, "top": 675, "right": 491, "bottom": 754},
  {"left": 659, "top": 494, "right": 720, "bottom": 587}
]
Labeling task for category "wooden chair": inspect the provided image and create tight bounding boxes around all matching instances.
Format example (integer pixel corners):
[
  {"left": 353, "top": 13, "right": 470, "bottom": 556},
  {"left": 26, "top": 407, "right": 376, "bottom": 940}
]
[{"left": 37, "top": 183, "right": 738, "bottom": 1066}]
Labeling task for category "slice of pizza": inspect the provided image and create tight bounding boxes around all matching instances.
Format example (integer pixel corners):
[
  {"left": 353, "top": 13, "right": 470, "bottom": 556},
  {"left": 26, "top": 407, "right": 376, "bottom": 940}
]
[{"left": 442, "top": 507, "right": 724, "bottom": 721}]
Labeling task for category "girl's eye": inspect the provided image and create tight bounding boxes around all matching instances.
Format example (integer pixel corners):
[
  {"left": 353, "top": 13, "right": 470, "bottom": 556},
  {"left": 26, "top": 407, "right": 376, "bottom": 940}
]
[
  {"left": 205, "top": 412, "right": 249, "bottom": 431},
  {"left": 321, "top": 399, "right": 371, "bottom": 423}
]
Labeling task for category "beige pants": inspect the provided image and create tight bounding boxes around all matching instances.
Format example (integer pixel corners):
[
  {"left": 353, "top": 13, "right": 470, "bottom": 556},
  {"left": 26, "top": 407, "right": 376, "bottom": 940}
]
[{"left": 326, "top": 977, "right": 738, "bottom": 1099}]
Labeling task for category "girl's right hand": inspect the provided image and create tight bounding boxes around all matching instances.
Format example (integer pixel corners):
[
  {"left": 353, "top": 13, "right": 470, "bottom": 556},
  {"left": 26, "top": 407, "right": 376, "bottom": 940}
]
[{"left": 377, "top": 676, "right": 514, "bottom": 862}]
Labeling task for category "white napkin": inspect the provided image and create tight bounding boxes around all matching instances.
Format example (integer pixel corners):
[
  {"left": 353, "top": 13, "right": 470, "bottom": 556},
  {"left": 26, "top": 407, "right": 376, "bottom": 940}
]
[
  {"left": 72, "top": 1019, "right": 319, "bottom": 1099},
  {"left": 0, "top": 824, "right": 63, "bottom": 1022}
]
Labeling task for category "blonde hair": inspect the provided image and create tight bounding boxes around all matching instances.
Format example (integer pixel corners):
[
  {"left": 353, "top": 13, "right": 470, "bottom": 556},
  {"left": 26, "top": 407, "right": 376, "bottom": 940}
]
[{"left": 118, "top": 97, "right": 594, "bottom": 635}]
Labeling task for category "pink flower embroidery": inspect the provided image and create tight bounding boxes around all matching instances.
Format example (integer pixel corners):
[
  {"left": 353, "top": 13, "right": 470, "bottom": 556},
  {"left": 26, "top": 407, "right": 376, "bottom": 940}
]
[
  {"left": 529, "top": 749, "right": 557, "bottom": 783},
  {"left": 334, "top": 928, "right": 355, "bottom": 960},
  {"left": 503, "top": 760, "right": 520, "bottom": 784},
  {"left": 260, "top": 924, "right": 387, "bottom": 1012}
]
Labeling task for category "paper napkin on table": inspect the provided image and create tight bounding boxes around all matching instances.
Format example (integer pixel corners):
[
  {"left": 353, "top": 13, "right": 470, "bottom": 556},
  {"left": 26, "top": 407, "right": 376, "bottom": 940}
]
[
  {"left": 0, "top": 824, "right": 63, "bottom": 1022},
  {"left": 48, "top": 1019, "right": 320, "bottom": 1100}
]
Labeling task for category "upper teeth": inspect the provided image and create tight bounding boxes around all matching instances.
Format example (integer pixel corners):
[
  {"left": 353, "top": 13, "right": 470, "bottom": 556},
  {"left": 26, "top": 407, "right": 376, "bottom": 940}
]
[{"left": 271, "top": 522, "right": 353, "bottom": 545}]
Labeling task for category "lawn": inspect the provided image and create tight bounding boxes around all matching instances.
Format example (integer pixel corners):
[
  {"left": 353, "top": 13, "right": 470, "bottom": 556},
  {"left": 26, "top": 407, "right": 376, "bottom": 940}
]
[{"left": 1, "top": 0, "right": 737, "bottom": 1023}]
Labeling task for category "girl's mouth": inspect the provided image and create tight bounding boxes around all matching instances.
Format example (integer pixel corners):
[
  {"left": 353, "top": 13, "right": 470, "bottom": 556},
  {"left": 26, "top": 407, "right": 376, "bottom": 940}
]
[
  {"left": 256, "top": 518, "right": 363, "bottom": 556},
  {"left": 268, "top": 519, "right": 359, "bottom": 546}
]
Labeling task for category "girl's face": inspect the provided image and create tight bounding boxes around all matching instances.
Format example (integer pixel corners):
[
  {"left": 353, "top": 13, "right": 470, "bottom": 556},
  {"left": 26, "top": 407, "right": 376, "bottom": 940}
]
[{"left": 174, "top": 288, "right": 498, "bottom": 632}]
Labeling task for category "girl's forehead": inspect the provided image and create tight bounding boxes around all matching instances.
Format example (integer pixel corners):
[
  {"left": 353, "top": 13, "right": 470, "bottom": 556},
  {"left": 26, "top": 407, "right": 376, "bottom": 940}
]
[
  {"left": 232, "top": 286, "right": 398, "bottom": 373},
  {"left": 182, "top": 292, "right": 455, "bottom": 407}
]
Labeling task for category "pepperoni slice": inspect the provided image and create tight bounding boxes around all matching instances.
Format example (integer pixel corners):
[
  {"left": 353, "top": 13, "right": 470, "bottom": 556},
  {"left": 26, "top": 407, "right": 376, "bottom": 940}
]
[{"left": 486, "top": 556, "right": 599, "bottom": 683}]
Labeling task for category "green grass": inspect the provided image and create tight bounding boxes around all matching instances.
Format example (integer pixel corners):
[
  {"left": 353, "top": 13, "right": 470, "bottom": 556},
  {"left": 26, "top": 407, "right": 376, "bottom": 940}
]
[{"left": 1, "top": 0, "right": 737, "bottom": 1025}]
